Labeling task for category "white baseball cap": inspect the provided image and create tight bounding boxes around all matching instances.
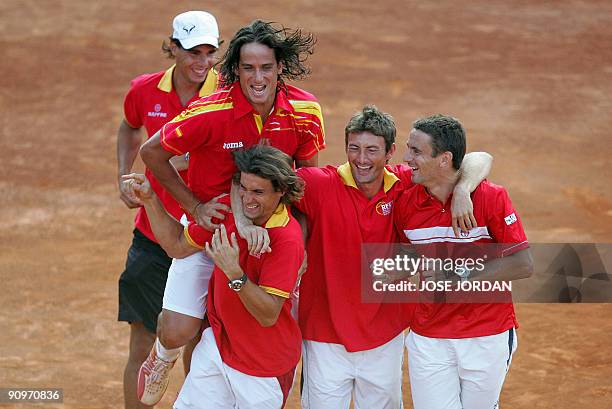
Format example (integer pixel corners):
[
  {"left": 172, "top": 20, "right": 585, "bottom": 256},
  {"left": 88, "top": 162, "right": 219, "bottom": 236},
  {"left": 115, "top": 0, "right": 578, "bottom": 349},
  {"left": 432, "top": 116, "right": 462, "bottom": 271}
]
[{"left": 172, "top": 11, "right": 219, "bottom": 49}]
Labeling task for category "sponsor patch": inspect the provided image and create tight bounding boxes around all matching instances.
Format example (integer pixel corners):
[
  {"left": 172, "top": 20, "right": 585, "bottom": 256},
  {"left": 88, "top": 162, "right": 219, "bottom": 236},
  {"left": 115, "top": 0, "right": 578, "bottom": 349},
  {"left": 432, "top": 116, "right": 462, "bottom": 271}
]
[
  {"left": 376, "top": 200, "right": 393, "bottom": 216},
  {"left": 504, "top": 213, "right": 517, "bottom": 226},
  {"left": 223, "top": 141, "right": 244, "bottom": 149},
  {"left": 147, "top": 104, "right": 168, "bottom": 118}
]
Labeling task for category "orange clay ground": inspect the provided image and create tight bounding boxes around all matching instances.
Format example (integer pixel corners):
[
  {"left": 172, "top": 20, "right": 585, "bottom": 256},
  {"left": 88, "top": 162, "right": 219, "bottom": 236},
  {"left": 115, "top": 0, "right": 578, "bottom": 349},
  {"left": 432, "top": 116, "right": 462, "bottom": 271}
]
[{"left": 1, "top": 1, "right": 611, "bottom": 408}]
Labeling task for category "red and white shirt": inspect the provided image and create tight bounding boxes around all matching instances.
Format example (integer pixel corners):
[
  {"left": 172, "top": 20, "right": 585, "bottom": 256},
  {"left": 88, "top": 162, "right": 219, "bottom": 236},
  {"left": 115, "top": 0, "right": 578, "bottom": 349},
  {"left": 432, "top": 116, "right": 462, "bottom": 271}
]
[
  {"left": 294, "top": 163, "right": 414, "bottom": 352},
  {"left": 160, "top": 82, "right": 325, "bottom": 210},
  {"left": 394, "top": 180, "right": 529, "bottom": 338},
  {"left": 123, "top": 65, "right": 218, "bottom": 242},
  {"left": 195, "top": 200, "right": 304, "bottom": 377}
]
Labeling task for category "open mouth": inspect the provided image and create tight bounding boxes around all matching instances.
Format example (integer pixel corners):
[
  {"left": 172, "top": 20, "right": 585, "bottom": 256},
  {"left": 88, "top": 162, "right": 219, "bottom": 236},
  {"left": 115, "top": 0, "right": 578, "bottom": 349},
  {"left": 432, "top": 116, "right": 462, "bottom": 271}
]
[
  {"left": 245, "top": 203, "right": 259, "bottom": 212},
  {"left": 250, "top": 84, "right": 266, "bottom": 97},
  {"left": 192, "top": 66, "right": 208, "bottom": 77}
]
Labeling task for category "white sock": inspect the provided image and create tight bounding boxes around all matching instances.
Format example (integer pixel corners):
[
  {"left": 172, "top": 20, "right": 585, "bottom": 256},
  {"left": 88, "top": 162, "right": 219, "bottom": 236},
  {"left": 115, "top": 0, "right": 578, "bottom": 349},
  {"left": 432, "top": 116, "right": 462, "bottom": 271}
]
[{"left": 155, "top": 338, "right": 180, "bottom": 362}]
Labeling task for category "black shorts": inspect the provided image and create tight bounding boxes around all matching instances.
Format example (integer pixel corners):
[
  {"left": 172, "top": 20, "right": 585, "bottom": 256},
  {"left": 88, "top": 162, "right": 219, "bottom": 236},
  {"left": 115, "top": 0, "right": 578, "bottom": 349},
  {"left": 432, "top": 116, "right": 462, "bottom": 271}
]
[{"left": 118, "top": 228, "right": 172, "bottom": 333}]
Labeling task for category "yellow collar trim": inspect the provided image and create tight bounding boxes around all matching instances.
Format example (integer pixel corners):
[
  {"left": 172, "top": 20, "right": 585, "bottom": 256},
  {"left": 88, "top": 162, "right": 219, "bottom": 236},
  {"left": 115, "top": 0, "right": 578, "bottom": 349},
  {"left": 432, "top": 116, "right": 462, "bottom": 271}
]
[
  {"left": 157, "top": 65, "right": 218, "bottom": 97},
  {"left": 265, "top": 203, "right": 290, "bottom": 229},
  {"left": 337, "top": 162, "right": 399, "bottom": 193},
  {"left": 157, "top": 65, "right": 175, "bottom": 92},
  {"left": 199, "top": 68, "right": 218, "bottom": 97}
]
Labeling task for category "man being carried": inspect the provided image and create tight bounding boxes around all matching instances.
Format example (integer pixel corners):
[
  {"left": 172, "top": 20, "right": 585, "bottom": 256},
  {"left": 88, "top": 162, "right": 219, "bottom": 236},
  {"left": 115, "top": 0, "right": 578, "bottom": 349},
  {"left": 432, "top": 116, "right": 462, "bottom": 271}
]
[{"left": 136, "top": 20, "right": 324, "bottom": 405}]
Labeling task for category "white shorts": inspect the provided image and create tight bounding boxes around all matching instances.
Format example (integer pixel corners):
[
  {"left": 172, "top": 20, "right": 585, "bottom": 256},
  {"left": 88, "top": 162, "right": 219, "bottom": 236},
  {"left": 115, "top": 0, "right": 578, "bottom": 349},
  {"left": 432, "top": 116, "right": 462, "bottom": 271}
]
[
  {"left": 301, "top": 333, "right": 404, "bottom": 409},
  {"left": 174, "top": 328, "right": 293, "bottom": 409},
  {"left": 162, "top": 215, "right": 214, "bottom": 318},
  {"left": 406, "top": 328, "right": 518, "bottom": 409}
]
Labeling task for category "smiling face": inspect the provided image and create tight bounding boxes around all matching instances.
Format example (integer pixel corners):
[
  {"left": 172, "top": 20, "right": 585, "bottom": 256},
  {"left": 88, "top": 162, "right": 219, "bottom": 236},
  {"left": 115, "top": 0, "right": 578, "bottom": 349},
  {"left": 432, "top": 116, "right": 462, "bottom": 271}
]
[
  {"left": 236, "top": 42, "right": 283, "bottom": 116},
  {"left": 171, "top": 42, "right": 218, "bottom": 85},
  {"left": 403, "top": 128, "right": 442, "bottom": 186},
  {"left": 346, "top": 131, "right": 395, "bottom": 191},
  {"left": 239, "top": 172, "right": 284, "bottom": 226}
]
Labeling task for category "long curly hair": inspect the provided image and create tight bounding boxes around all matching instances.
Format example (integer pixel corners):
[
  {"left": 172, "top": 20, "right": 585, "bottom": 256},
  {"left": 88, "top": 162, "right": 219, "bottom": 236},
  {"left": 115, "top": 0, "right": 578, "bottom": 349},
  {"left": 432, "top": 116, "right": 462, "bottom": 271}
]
[{"left": 219, "top": 20, "right": 315, "bottom": 87}]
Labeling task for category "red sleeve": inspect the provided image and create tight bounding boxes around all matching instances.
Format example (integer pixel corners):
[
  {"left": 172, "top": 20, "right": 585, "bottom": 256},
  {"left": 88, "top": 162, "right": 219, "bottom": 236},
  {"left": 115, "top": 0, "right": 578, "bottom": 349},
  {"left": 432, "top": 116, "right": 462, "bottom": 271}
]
[
  {"left": 123, "top": 79, "right": 142, "bottom": 129},
  {"left": 294, "top": 167, "right": 330, "bottom": 216},
  {"left": 183, "top": 196, "right": 232, "bottom": 248},
  {"left": 484, "top": 184, "right": 529, "bottom": 257},
  {"left": 393, "top": 191, "right": 412, "bottom": 244},
  {"left": 293, "top": 101, "right": 326, "bottom": 160},
  {"left": 258, "top": 230, "right": 304, "bottom": 298},
  {"left": 159, "top": 100, "right": 213, "bottom": 156},
  {"left": 184, "top": 222, "right": 213, "bottom": 249},
  {"left": 388, "top": 164, "right": 414, "bottom": 188}
]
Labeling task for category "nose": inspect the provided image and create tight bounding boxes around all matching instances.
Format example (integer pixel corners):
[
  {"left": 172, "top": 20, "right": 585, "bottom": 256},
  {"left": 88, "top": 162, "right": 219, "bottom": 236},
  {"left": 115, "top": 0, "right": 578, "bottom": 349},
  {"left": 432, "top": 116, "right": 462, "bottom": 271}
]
[
  {"left": 254, "top": 68, "right": 264, "bottom": 82},
  {"left": 403, "top": 150, "right": 413, "bottom": 163},
  {"left": 203, "top": 54, "right": 214, "bottom": 67},
  {"left": 242, "top": 190, "right": 255, "bottom": 203},
  {"left": 357, "top": 149, "right": 367, "bottom": 163}
]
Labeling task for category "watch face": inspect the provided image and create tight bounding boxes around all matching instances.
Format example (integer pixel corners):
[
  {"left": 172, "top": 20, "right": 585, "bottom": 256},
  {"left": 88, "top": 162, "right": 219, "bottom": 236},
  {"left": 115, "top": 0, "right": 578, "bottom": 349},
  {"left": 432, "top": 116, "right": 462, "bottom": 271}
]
[
  {"left": 455, "top": 266, "right": 469, "bottom": 278},
  {"left": 228, "top": 275, "right": 247, "bottom": 291}
]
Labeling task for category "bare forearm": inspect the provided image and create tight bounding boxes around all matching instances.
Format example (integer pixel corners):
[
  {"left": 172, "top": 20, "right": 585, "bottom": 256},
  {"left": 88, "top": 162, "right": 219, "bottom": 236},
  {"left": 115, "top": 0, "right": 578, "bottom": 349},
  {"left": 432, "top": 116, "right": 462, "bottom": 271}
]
[
  {"left": 117, "top": 120, "right": 142, "bottom": 176},
  {"left": 169, "top": 154, "right": 189, "bottom": 172},
  {"left": 231, "top": 180, "right": 250, "bottom": 229},
  {"left": 140, "top": 134, "right": 200, "bottom": 215},
  {"left": 237, "top": 280, "right": 284, "bottom": 327},
  {"left": 141, "top": 195, "right": 195, "bottom": 258},
  {"left": 469, "top": 249, "right": 533, "bottom": 282},
  {"left": 456, "top": 152, "right": 493, "bottom": 193}
]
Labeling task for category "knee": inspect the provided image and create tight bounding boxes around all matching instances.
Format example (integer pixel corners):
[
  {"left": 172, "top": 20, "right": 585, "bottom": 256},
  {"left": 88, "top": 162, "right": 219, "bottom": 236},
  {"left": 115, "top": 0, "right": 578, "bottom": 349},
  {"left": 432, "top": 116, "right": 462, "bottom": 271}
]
[{"left": 159, "top": 314, "right": 200, "bottom": 349}]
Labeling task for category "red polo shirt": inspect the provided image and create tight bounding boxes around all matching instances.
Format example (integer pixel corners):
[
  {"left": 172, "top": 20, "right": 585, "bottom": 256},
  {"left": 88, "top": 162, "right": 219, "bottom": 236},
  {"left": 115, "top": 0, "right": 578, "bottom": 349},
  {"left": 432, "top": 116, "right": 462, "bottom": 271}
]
[
  {"left": 198, "top": 202, "right": 304, "bottom": 377},
  {"left": 394, "top": 180, "right": 529, "bottom": 338},
  {"left": 159, "top": 82, "right": 325, "bottom": 208},
  {"left": 294, "top": 163, "right": 414, "bottom": 352},
  {"left": 123, "top": 65, "right": 219, "bottom": 242}
]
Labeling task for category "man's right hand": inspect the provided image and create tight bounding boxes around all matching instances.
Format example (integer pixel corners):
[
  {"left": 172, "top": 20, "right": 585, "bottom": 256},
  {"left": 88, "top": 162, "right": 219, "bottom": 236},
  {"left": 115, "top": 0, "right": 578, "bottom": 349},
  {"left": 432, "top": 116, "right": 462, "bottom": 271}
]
[
  {"left": 118, "top": 175, "right": 142, "bottom": 208},
  {"left": 121, "top": 173, "right": 153, "bottom": 203},
  {"left": 193, "top": 193, "right": 231, "bottom": 230}
]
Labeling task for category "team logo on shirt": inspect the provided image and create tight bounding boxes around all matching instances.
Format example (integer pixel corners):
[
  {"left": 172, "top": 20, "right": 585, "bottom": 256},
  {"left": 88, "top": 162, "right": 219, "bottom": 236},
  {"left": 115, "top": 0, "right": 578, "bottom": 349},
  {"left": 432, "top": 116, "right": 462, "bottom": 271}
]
[
  {"left": 504, "top": 212, "right": 517, "bottom": 226},
  {"left": 375, "top": 200, "right": 393, "bottom": 216},
  {"left": 147, "top": 103, "right": 168, "bottom": 118},
  {"left": 223, "top": 141, "right": 244, "bottom": 149}
]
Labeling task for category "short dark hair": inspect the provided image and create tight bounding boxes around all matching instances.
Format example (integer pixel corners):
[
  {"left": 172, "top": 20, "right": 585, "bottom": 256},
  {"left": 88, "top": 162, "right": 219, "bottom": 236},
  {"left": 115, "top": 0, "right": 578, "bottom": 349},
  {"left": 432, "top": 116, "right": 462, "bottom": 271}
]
[
  {"left": 344, "top": 105, "right": 396, "bottom": 153},
  {"left": 232, "top": 145, "right": 304, "bottom": 205},
  {"left": 219, "top": 20, "right": 315, "bottom": 87},
  {"left": 413, "top": 114, "right": 466, "bottom": 170}
]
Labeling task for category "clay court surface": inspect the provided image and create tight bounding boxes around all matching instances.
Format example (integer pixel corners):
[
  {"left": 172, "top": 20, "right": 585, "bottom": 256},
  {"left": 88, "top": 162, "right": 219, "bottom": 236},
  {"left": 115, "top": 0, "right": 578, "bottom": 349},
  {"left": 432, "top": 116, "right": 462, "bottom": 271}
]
[{"left": 1, "top": 0, "right": 612, "bottom": 408}]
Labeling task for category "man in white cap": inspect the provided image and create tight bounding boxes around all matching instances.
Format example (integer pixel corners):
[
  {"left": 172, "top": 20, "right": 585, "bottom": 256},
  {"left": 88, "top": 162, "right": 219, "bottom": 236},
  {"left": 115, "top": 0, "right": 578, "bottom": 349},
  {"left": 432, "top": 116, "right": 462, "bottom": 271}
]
[{"left": 116, "top": 10, "right": 220, "bottom": 409}]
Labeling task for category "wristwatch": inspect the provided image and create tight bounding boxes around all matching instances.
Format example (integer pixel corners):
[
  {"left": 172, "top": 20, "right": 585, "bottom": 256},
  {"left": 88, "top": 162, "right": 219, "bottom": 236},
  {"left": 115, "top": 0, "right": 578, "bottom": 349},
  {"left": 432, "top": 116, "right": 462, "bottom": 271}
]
[
  {"left": 454, "top": 265, "right": 472, "bottom": 281},
  {"left": 228, "top": 273, "right": 248, "bottom": 292}
]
